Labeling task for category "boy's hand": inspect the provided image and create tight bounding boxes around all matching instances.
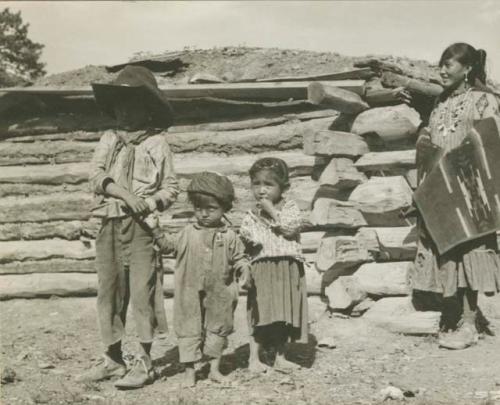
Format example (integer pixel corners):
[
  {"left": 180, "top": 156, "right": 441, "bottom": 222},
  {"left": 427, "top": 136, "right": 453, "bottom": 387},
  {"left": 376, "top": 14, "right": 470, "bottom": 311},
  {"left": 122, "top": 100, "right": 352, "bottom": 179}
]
[{"left": 124, "top": 194, "right": 150, "bottom": 215}]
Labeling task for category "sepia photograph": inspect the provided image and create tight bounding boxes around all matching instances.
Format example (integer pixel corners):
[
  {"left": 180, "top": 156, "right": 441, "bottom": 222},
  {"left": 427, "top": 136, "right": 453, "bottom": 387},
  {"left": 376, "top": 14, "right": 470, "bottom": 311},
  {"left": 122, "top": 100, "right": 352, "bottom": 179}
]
[{"left": 1, "top": 1, "right": 500, "bottom": 404}]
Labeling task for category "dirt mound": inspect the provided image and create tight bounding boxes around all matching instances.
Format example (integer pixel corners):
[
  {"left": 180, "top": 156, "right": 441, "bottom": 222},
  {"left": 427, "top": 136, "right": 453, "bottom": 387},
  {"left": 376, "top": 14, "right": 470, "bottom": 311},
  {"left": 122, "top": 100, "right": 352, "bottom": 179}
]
[{"left": 34, "top": 46, "right": 441, "bottom": 88}]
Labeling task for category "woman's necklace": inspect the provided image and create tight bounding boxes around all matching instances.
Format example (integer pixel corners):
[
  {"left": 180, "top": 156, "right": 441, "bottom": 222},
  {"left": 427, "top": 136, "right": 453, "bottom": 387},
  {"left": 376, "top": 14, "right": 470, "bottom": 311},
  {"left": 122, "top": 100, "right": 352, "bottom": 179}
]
[{"left": 436, "top": 88, "right": 472, "bottom": 138}]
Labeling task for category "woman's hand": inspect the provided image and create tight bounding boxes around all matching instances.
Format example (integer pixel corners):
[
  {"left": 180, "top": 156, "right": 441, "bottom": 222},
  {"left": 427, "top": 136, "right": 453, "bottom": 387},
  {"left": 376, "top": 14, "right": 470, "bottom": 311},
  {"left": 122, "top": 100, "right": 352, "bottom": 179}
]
[{"left": 392, "top": 86, "right": 412, "bottom": 104}]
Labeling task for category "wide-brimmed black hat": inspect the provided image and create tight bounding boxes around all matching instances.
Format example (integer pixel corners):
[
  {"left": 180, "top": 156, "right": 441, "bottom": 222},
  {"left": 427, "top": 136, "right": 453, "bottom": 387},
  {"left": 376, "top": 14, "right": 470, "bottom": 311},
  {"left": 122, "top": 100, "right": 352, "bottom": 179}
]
[{"left": 91, "top": 65, "right": 174, "bottom": 128}]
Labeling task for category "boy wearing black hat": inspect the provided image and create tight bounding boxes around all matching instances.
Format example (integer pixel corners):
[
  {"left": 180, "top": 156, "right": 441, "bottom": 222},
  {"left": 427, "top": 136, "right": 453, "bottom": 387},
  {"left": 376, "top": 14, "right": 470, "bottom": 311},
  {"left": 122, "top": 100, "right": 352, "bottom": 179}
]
[
  {"left": 78, "top": 66, "right": 179, "bottom": 389},
  {"left": 150, "top": 172, "right": 251, "bottom": 387}
]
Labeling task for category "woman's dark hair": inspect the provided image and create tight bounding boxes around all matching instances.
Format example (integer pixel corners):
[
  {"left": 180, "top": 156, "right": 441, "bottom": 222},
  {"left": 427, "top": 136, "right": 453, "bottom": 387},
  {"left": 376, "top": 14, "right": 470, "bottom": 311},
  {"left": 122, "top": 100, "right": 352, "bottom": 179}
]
[
  {"left": 439, "top": 42, "right": 487, "bottom": 84},
  {"left": 249, "top": 157, "right": 290, "bottom": 189}
]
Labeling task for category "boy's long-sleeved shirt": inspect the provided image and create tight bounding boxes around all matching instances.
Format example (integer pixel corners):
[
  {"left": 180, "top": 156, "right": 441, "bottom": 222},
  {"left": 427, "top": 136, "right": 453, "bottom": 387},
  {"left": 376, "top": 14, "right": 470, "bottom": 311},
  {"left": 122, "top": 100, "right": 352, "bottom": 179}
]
[{"left": 89, "top": 130, "right": 179, "bottom": 218}]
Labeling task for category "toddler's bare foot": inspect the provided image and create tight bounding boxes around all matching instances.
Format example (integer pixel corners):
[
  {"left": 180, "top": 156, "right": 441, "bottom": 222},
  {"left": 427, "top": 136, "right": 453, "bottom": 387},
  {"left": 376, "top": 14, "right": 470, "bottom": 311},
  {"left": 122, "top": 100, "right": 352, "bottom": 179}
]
[
  {"left": 274, "top": 356, "right": 301, "bottom": 371},
  {"left": 181, "top": 367, "right": 196, "bottom": 388},
  {"left": 208, "top": 368, "right": 231, "bottom": 383},
  {"left": 248, "top": 359, "right": 271, "bottom": 373}
]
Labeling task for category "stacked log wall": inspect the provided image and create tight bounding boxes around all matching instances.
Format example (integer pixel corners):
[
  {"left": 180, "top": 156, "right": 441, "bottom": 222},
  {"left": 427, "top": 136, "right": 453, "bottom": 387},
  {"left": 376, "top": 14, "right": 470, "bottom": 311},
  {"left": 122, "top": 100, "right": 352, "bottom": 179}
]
[{"left": 0, "top": 68, "right": 430, "bottom": 316}]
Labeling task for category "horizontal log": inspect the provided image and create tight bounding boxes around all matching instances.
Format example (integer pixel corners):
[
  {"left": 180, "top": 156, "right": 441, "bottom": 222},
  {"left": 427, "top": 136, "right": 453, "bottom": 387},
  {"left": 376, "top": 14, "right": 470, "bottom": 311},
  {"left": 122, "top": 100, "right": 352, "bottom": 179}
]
[
  {"left": 303, "top": 130, "right": 369, "bottom": 157},
  {"left": 2, "top": 80, "right": 365, "bottom": 100},
  {"left": 381, "top": 72, "right": 443, "bottom": 98},
  {"left": 0, "top": 183, "right": 87, "bottom": 198},
  {"left": 371, "top": 226, "right": 418, "bottom": 261},
  {"left": 5, "top": 110, "right": 338, "bottom": 143},
  {"left": 310, "top": 198, "right": 366, "bottom": 228},
  {"left": 316, "top": 233, "right": 372, "bottom": 279},
  {"left": 0, "top": 118, "right": 334, "bottom": 165},
  {"left": 353, "top": 262, "right": 411, "bottom": 296},
  {"left": 319, "top": 158, "right": 367, "bottom": 189},
  {"left": 0, "top": 193, "right": 92, "bottom": 223},
  {"left": 1, "top": 98, "right": 337, "bottom": 139},
  {"left": 0, "top": 273, "right": 175, "bottom": 300},
  {"left": 364, "top": 88, "right": 400, "bottom": 107},
  {"left": 0, "top": 239, "right": 94, "bottom": 264},
  {"left": 351, "top": 104, "right": 421, "bottom": 142},
  {"left": 0, "top": 269, "right": 322, "bottom": 300},
  {"left": 0, "top": 257, "right": 176, "bottom": 275},
  {"left": 255, "top": 68, "right": 374, "bottom": 82},
  {"left": 0, "top": 150, "right": 325, "bottom": 185},
  {"left": 348, "top": 176, "right": 414, "bottom": 227},
  {"left": 308, "top": 82, "right": 369, "bottom": 114},
  {"left": 354, "top": 150, "right": 416, "bottom": 172},
  {"left": 325, "top": 276, "right": 367, "bottom": 310},
  {"left": 363, "top": 296, "right": 440, "bottom": 335},
  {"left": 0, "top": 220, "right": 83, "bottom": 241}
]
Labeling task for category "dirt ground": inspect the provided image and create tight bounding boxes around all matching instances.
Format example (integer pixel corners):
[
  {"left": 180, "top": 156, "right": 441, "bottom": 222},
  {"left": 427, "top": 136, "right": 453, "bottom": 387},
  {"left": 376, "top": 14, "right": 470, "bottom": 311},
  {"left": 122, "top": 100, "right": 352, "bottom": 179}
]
[{"left": 1, "top": 296, "right": 500, "bottom": 405}]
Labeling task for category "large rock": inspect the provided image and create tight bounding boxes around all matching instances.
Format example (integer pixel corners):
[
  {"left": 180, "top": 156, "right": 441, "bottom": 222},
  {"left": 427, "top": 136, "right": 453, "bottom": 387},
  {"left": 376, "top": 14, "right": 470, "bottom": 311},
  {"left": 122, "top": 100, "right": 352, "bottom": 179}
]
[
  {"left": 351, "top": 104, "right": 421, "bottom": 142},
  {"left": 353, "top": 262, "right": 411, "bottom": 296},
  {"left": 363, "top": 296, "right": 440, "bottom": 335},
  {"left": 325, "top": 276, "right": 367, "bottom": 310},
  {"left": 303, "top": 130, "right": 369, "bottom": 157},
  {"left": 310, "top": 198, "right": 366, "bottom": 228},
  {"left": 319, "top": 158, "right": 367, "bottom": 189},
  {"left": 307, "top": 82, "right": 369, "bottom": 114},
  {"left": 316, "top": 233, "right": 372, "bottom": 285},
  {"left": 355, "top": 227, "right": 381, "bottom": 259},
  {"left": 348, "top": 176, "right": 413, "bottom": 226}
]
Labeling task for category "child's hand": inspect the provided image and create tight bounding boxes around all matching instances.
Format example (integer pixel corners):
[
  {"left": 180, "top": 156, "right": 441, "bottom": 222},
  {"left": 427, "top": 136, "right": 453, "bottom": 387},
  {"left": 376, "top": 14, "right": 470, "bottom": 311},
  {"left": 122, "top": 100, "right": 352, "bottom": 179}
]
[
  {"left": 238, "top": 265, "right": 252, "bottom": 290},
  {"left": 258, "top": 198, "right": 276, "bottom": 217},
  {"left": 124, "top": 194, "right": 150, "bottom": 216},
  {"left": 144, "top": 213, "right": 160, "bottom": 230}
]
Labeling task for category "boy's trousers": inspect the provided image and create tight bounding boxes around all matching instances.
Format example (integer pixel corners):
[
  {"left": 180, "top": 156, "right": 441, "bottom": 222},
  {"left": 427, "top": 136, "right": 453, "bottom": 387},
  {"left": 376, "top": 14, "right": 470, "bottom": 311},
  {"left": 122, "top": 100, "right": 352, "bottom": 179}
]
[{"left": 95, "top": 217, "right": 166, "bottom": 347}]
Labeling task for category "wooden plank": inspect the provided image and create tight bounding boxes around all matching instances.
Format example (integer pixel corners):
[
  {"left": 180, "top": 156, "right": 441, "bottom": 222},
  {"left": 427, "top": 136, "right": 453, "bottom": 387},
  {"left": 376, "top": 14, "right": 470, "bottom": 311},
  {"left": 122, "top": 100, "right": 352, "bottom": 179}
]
[
  {"left": 255, "top": 68, "right": 374, "bottom": 82},
  {"left": 354, "top": 150, "right": 416, "bottom": 172},
  {"left": 1, "top": 80, "right": 366, "bottom": 100}
]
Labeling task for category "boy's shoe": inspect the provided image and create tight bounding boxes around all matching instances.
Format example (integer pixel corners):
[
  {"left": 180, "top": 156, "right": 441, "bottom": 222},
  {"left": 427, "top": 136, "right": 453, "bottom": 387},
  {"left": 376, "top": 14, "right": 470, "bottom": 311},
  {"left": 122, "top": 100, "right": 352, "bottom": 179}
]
[
  {"left": 76, "top": 354, "right": 127, "bottom": 382},
  {"left": 438, "top": 322, "right": 479, "bottom": 350},
  {"left": 114, "top": 355, "right": 156, "bottom": 389}
]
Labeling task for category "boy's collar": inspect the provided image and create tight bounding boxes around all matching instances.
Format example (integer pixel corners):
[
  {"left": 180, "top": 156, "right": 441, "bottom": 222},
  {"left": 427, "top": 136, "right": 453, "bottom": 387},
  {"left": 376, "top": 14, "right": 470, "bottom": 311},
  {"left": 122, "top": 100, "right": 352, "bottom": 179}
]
[{"left": 193, "top": 222, "right": 228, "bottom": 232}]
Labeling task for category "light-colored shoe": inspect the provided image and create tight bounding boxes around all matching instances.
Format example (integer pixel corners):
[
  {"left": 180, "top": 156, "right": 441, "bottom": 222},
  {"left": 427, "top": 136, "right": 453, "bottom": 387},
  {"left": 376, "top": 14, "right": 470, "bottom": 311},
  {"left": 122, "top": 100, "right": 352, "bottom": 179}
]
[
  {"left": 114, "top": 355, "right": 156, "bottom": 390},
  {"left": 438, "top": 322, "right": 479, "bottom": 350},
  {"left": 76, "top": 354, "right": 126, "bottom": 382}
]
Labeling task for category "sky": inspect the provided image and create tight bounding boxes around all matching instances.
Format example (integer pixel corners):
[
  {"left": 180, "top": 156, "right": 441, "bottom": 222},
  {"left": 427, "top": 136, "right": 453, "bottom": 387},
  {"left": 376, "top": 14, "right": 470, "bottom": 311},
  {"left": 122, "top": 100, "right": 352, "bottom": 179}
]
[{"left": 5, "top": 1, "right": 500, "bottom": 81}]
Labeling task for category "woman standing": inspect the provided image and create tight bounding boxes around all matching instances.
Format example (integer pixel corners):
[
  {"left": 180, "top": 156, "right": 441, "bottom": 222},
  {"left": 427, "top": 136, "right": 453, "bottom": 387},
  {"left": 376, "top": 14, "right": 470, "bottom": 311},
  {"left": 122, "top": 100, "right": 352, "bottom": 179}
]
[{"left": 411, "top": 43, "right": 500, "bottom": 350}]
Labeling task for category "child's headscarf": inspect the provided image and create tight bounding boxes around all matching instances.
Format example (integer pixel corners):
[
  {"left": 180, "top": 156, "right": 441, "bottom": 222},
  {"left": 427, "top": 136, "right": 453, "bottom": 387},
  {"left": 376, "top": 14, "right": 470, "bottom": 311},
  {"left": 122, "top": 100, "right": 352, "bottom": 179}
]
[
  {"left": 187, "top": 172, "right": 235, "bottom": 210},
  {"left": 249, "top": 157, "right": 290, "bottom": 189}
]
